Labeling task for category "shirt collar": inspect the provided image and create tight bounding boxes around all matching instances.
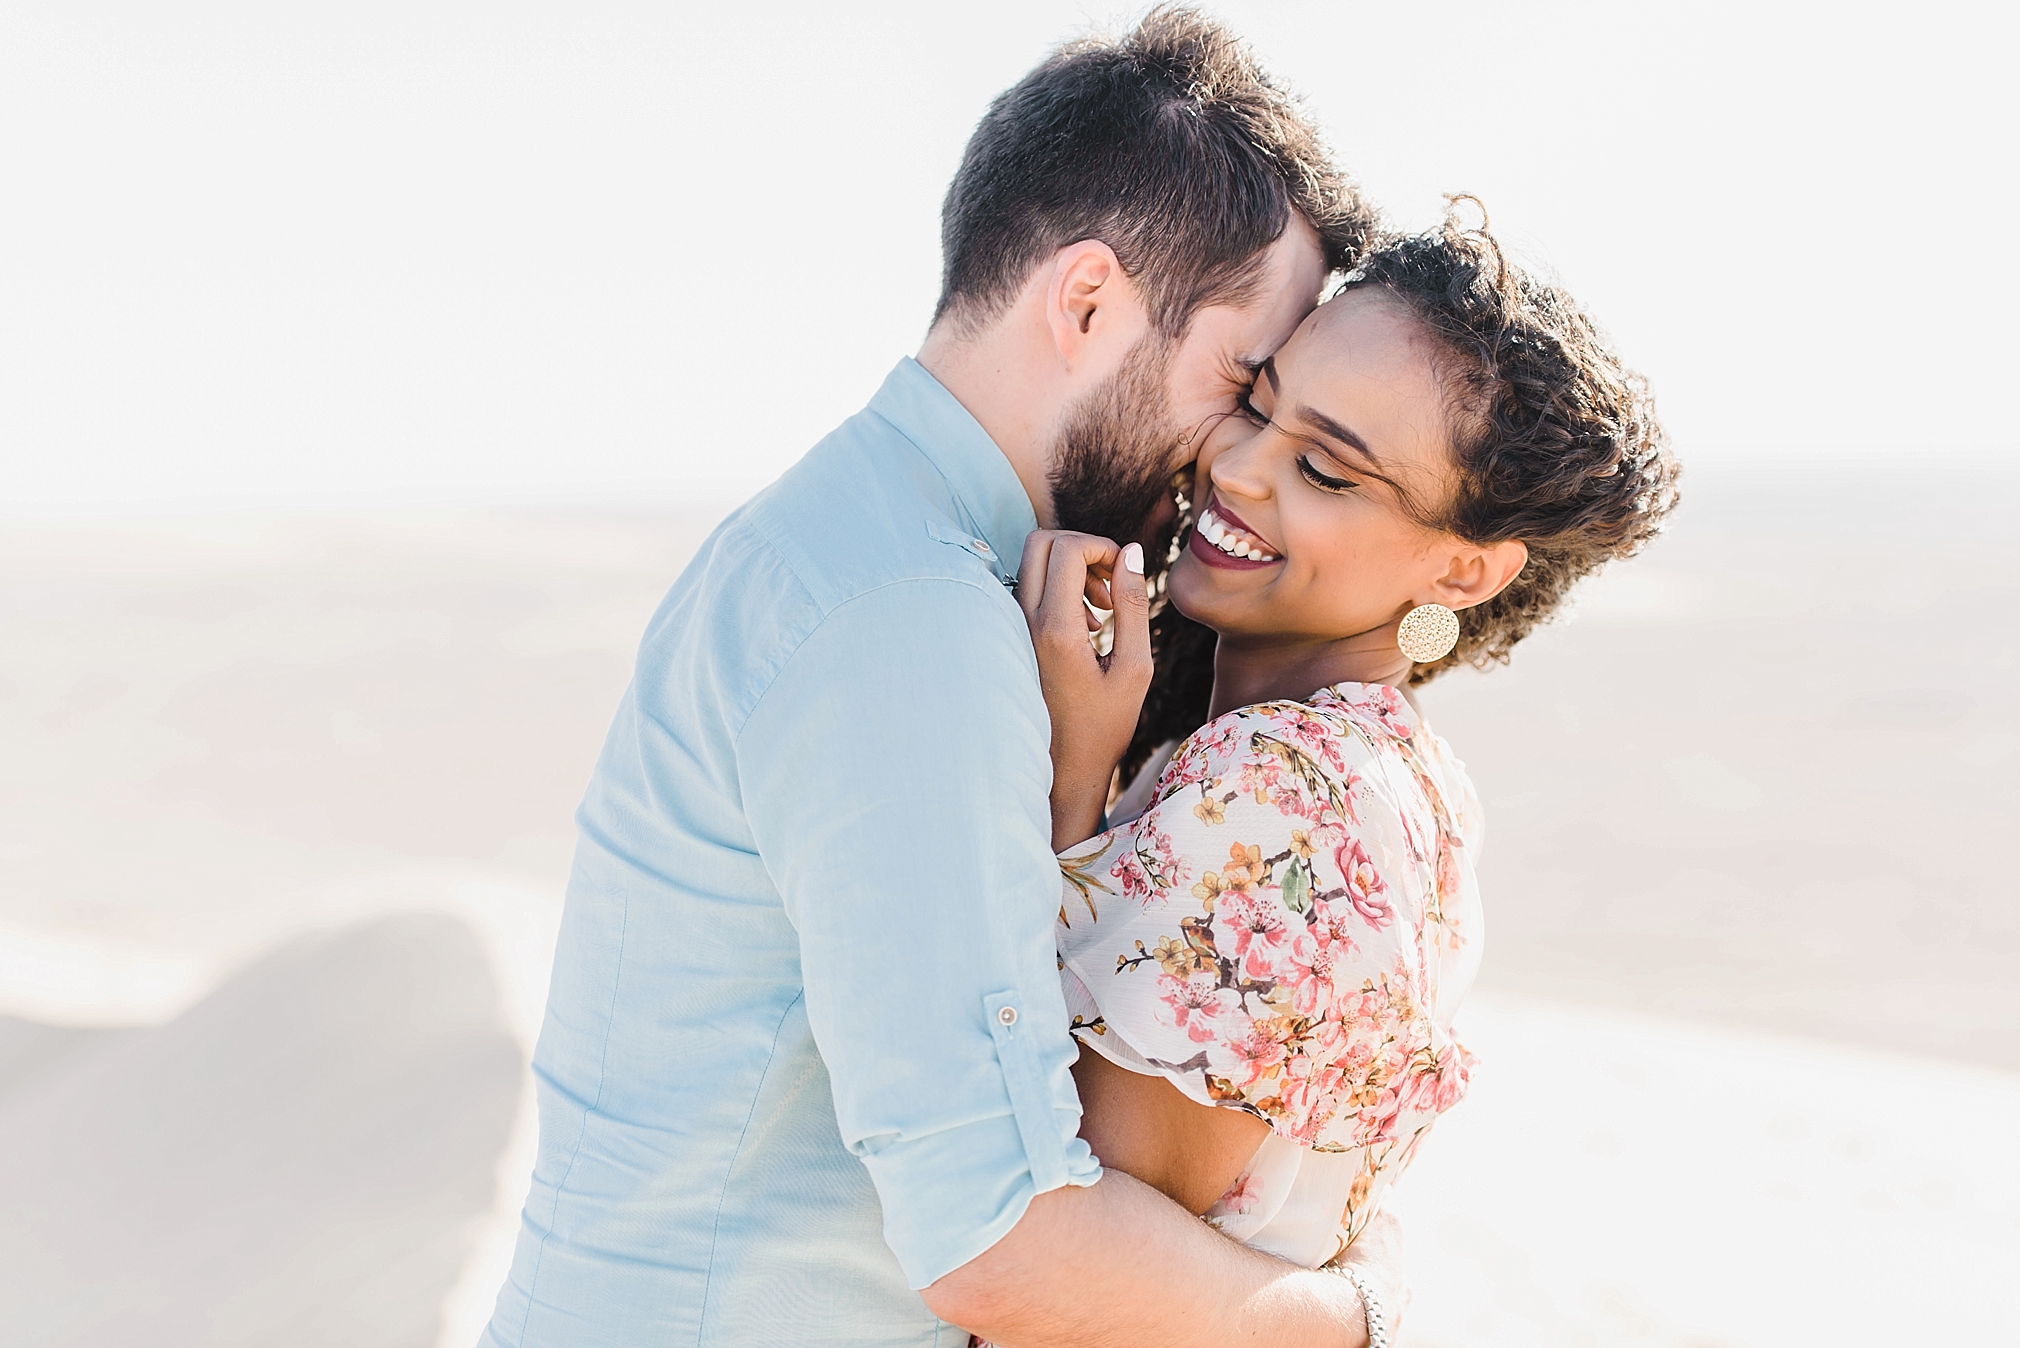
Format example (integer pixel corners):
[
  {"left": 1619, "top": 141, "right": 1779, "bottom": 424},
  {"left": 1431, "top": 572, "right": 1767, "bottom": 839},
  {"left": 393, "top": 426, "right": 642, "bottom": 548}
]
[{"left": 868, "top": 357, "right": 1039, "bottom": 574}]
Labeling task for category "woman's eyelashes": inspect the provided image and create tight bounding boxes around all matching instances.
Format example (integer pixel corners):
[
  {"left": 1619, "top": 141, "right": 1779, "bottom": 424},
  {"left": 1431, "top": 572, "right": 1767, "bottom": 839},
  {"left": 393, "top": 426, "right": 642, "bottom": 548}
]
[
  {"left": 1232, "top": 393, "right": 1358, "bottom": 494},
  {"left": 1297, "top": 454, "right": 1360, "bottom": 494}
]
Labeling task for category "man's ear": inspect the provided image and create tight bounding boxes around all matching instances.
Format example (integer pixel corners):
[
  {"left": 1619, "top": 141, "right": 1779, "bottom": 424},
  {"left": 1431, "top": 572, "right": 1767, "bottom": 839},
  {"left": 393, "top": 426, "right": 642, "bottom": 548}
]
[
  {"left": 1429, "top": 539, "right": 1529, "bottom": 611},
  {"left": 1045, "top": 240, "right": 1147, "bottom": 369}
]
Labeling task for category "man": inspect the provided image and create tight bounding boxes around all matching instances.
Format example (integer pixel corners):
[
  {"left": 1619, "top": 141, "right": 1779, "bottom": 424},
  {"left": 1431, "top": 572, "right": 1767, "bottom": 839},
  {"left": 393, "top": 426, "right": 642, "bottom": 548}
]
[{"left": 483, "top": 9, "right": 1393, "bottom": 1345}]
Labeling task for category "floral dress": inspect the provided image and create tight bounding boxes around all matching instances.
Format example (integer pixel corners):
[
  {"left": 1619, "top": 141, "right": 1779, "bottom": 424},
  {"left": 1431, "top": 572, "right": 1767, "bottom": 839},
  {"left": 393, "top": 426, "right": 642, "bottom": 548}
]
[{"left": 1057, "top": 681, "right": 1483, "bottom": 1267}]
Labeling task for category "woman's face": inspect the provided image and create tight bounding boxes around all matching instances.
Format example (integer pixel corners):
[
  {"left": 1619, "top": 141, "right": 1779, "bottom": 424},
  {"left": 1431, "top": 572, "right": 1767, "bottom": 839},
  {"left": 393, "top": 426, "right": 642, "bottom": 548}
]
[{"left": 1167, "top": 287, "right": 1473, "bottom": 648}]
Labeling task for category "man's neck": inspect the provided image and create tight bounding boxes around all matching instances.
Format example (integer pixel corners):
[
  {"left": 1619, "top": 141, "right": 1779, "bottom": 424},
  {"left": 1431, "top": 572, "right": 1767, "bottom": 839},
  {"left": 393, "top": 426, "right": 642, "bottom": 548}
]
[{"left": 916, "top": 317, "right": 1061, "bottom": 529}]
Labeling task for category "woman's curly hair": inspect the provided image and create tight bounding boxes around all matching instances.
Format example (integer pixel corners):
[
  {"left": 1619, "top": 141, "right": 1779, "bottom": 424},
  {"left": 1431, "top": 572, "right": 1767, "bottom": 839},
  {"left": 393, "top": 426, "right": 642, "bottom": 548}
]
[
  {"left": 1356, "top": 198, "right": 1680, "bottom": 681},
  {"left": 1124, "top": 200, "right": 1680, "bottom": 776}
]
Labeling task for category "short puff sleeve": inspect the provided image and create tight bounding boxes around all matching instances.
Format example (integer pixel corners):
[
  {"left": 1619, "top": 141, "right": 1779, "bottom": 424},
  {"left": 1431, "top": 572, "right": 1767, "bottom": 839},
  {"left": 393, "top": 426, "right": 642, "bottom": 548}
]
[{"left": 1056, "top": 697, "right": 1472, "bottom": 1153}]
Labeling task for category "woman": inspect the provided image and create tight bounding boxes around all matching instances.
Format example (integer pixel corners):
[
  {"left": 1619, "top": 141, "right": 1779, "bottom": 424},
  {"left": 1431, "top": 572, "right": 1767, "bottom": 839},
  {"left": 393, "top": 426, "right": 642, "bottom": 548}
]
[{"left": 1017, "top": 207, "right": 1679, "bottom": 1329}]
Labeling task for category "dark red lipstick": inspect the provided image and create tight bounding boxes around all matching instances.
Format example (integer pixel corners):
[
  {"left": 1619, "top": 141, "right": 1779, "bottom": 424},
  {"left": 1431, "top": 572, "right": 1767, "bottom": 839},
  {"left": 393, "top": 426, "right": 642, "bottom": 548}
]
[{"left": 1186, "top": 496, "right": 1283, "bottom": 571}]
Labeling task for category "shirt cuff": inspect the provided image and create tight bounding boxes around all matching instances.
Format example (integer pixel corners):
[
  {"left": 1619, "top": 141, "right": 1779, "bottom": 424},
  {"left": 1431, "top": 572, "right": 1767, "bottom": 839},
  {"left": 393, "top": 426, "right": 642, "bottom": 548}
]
[{"left": 861, "top": 1109, "right": 1100, "bottom": 1290}]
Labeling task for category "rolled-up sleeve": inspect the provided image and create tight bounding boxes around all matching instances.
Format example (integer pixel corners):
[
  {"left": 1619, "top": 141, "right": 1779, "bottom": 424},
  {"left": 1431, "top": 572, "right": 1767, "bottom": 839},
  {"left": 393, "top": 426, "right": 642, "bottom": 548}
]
[{"left": 735, "top": 577, "right": 1100, "bottom": 1289}]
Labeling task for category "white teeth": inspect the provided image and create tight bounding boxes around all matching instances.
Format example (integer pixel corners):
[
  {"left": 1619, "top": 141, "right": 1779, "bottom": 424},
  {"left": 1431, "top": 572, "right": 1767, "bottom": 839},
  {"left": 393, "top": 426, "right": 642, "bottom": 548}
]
[{"left": 1198, "top": 506, "right": 1277, "bottom": 562}]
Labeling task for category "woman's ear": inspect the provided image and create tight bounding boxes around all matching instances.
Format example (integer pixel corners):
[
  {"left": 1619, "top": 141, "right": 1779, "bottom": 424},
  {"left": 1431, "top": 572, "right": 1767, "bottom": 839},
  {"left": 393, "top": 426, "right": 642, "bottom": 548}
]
[
  {"left": 1430, "top": 539, "right": 1529, "bottom": 611},
  {"left": 1046, "top": 240, "right": 1147, "bottom": 369}
]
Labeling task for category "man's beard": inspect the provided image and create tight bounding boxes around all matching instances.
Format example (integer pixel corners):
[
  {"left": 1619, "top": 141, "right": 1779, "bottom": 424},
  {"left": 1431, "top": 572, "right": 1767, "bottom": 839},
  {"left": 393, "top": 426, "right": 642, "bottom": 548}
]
[{"left": 1047, "top": 336, "right": 1185, "bottom": 551}]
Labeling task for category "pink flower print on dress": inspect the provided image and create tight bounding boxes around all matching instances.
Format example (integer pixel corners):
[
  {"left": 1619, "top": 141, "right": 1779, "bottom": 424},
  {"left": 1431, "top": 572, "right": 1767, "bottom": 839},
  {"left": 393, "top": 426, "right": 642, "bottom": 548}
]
[
  {"left": 1307, "top": 901, "right": 1362, "bottom": 956},
  {"left": 1337, "top": 1036, "right": 1377, "bottom": 1077},
  {"left": 1215, "top": 1170, "right": 1264, "bottom": 1216},
  {"left": 1052, "top": 685, "right": 1484, "bottom": 1228},
  {"left": 1192, "top": 721, "right": 1243, "bottom": 768},
  {"left": 1285, "top": 933, "right": 1341, "bottom": 1018},
  {"left": 1276, "top": 1052, "right": 1349, "bottom": 1134},
  {"left": 1368, "top": 688, "right": 1416, "bottom": 739},
  {"left": 1217, "top": 1020, "right": 1289, "bottom": 1091},
  {"left": 1155, "top": 972, "right": 1240, "bottom": 1043},
  {"left": 1354, "top": 1083, "right": 1408, "bottom": 1146},
  {"left": 1216, "top": 891, "right": 1291, "bottom": 967},
  {"left": 1303, "top": 1007, "right": 1351, "bottom": 1063},
  {"left": 1109, "top": 818, "right": 1192, "bottom": 908},
  {"left": 1153, "top": 733, "right": 1224, "bottom": 808},
  {"left": 1326, "top": 682, "right": 1414, "bottom": 740},
  {"left": 1335, "top": 836, "right": 1394, "bottom": 931},
  {"left": 1236, "top": 756, "right": 1284, "bottom": 807},
  {"left": 1288, "top": 710, "right": 1349, "bottom": 774},
  {"left": 1402, "top": 1041, "right": 1474, "bottom": 1114},
  {"left": 1109, "top": 846, "right": 1152, "bottom": 904}
]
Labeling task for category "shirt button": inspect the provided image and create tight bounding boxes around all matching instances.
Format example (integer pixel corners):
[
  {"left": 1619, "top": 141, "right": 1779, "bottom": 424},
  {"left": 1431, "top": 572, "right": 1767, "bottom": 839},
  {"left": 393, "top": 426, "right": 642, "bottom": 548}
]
[
  {"left": 973, "top": 539, "right": 992, "bottom": 556},
  {"left": 996, "top": 1006, "right": 1018, "bottom": 1027}
]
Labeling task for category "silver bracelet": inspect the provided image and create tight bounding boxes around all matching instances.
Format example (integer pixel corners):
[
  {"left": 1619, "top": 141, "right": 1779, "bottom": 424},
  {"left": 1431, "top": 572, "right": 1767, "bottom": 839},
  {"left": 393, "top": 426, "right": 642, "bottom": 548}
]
[{"left": 1329, "top": 1262, "right": 1390, "bottom": 1348}]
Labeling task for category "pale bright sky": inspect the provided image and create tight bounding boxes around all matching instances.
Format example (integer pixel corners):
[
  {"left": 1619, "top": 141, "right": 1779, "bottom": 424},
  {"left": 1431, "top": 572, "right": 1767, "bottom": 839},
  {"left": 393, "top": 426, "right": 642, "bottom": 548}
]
[{"left": 2, "top": 0, "right": 2012, "bottom": 512}]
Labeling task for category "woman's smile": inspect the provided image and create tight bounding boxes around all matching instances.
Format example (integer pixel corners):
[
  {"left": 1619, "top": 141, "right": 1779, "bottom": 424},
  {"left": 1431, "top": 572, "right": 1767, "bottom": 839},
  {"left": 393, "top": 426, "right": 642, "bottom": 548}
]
[{"left": 1187, "top": 496, "right": 1283, "bottom": 569}]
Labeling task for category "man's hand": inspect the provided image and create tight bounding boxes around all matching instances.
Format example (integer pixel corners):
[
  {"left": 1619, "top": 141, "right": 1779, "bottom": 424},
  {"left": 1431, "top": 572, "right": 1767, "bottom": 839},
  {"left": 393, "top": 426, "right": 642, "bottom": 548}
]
[
  {"left": 1016, "top": 529, "right": 1153, "bottom": 851},
  {"left": 922, "top": 1172, "right": 1387, "bottom": 1348}
]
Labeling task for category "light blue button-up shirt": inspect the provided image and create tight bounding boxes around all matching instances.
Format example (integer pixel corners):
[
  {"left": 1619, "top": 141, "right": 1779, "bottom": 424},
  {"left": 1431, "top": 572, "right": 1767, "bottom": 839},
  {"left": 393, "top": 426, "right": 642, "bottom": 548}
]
[{"left": 483, "top": 359, "right": 1101, "bottom": 1347}]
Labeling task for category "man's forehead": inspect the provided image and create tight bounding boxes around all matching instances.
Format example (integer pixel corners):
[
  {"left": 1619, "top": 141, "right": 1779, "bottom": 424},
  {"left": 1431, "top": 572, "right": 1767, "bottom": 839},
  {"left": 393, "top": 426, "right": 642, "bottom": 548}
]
[
  {"left": 1240, "top": 219, "right": 1328, "bottom": 350},
  {"left": 1272, "top": 213, "right": 1329, "bottom": 282},
  {"left": 1181, "top": 222, "right": 1326, "bottom": 362}
]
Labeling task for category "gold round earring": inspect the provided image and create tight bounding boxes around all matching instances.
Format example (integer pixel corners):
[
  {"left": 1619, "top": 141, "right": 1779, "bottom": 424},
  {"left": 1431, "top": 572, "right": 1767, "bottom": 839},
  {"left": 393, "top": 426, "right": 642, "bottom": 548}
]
[{"left": 1396, "top": 603, "right": 1460, "bottom": 664}]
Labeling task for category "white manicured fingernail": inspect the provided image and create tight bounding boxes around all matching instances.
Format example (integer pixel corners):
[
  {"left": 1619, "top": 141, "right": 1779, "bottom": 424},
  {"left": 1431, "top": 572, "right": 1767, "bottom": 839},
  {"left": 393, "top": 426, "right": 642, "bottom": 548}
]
[{"left": 1122, "top": 542, "right": 1144, "bottom": 575}]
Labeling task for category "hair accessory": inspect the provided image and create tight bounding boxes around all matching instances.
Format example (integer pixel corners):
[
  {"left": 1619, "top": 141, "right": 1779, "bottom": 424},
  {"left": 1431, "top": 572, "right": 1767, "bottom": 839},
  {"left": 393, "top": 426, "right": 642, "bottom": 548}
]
[
  {"left": 1329, "top": 1262, "right": 1391, "bottom": 1348},
  {"left": 1396, "top": 602, "right": 1460, "bottom": 664}
]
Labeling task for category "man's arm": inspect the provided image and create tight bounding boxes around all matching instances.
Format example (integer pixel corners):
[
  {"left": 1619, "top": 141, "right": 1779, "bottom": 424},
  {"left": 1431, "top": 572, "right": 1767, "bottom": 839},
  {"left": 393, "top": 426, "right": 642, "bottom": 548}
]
[
  {"left": 924, "top": 1173, "right": 1374, "bottom": 1348},
  {"left": 737, "top": 576, "right": 1101, "bottom": 1284},
  {"left": 735, "top": 576, "right": 1379, "bottom": 1343},
  {"left": 926, "top": 1049, "right": 1387, "bottom": 1347}
]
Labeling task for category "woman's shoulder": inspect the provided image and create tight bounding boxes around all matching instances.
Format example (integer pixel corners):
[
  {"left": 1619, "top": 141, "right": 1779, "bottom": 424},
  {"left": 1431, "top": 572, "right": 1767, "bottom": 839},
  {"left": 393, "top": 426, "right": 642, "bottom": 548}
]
[
  {"left": 1074, "top": 685, "right": 1418, "bottom": 924},
  {"left": 1056, "top": 679, "right": 1479, "bottom": 1152},
  {"left": 1146, "top": 682, "right": 1421, "bottom": 816}
]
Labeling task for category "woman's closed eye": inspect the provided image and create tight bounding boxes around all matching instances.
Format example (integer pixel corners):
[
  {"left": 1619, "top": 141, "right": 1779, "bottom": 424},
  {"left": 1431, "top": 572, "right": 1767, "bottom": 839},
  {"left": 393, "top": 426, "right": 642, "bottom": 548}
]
[
  {"left": 1235, "top": 390, "right": 1271, "bottom": 428},
  {"left": 1297, "top": 453, "right": 1360, "bottom": 494}
]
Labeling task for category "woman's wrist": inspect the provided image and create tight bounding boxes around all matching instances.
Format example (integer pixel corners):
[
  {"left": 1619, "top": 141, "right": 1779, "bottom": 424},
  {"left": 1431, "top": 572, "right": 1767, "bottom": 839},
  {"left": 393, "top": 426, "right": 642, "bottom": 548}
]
[
  {"left": 1050, "top": 788, "right": 1109, "bottom": 851},
  {"left": 1049, "top": 759, "right": 1116, "bottom": 850}
]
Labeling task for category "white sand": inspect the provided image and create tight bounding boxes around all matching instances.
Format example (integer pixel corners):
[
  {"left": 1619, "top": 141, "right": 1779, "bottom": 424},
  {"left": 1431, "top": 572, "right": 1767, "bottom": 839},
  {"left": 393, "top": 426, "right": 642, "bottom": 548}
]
[
  {"left": 2, "top": 459, "right": 2014, "bottom": 1343},
  {"left": 0, "top": 916, "right": 522, "bottom": 1348},
  {"left": 1399, "top": 992, "right": 2020, "bottom": 1346}
]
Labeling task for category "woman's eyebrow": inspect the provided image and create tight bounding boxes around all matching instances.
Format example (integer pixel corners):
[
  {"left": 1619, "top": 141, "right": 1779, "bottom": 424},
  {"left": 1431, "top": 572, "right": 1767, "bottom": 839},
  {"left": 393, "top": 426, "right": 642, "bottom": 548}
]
[
  {"left": 1256, "top": 359, "right": 1376, "bottom": 462},
  {"left": 1292, "top": 404, "right": 1378, "bottom": 466}
]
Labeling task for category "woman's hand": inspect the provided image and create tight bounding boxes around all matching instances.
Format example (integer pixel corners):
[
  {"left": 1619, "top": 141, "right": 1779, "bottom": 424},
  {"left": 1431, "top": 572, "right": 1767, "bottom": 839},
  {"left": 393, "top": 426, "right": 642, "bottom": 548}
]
[{"left": 1016, "top": 530, "right": 1153, "bottom": 851}]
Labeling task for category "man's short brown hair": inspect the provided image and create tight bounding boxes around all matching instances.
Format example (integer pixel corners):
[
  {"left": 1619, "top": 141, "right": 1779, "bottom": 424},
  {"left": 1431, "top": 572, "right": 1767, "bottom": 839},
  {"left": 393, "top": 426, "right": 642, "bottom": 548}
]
[{"left": 935, "top": 6, "right": 1376, "bottom": 339}]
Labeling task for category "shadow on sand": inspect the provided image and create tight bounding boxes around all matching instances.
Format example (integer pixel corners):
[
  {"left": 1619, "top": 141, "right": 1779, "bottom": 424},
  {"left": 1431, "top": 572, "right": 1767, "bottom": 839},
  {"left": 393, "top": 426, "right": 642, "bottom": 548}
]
[{"left": 0, "top": 913, "right": 521, "bottom": 1348}]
